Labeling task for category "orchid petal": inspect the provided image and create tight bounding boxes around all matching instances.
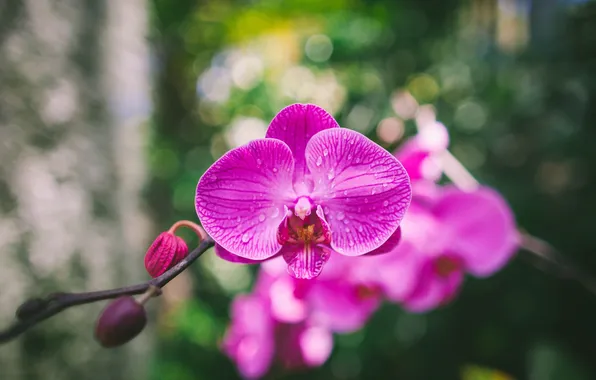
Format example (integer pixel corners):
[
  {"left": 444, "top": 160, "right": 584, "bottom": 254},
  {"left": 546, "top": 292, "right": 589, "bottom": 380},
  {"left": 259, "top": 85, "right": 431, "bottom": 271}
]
[
  {"left": 299, "top": 326, "right": 334, "bottom": 367},
  {"left": 215, "top": 244, "right": 268, "bottom": 264},
  {"left": 306, "top": 128, "right": 412, "bottom": 256},
  {"left": 281, "top": 244, "right": 332, "bottom": 280},
  {"left": 308, "top": 280, "right": 380, "bottom": 333},
  {"left": 222, "top": 295, "right": 274, "bottom": 379},
  {"left": 352, "top": 241, "right": 424, "bottom": 302},
  {"left": 402, "top": 259, "right": 463, "bottom": 313},
  {"left": 433, "top": 187, "right": 519, "bottom": 277},
  {"left": 266, "top": 104, "right": 339, "bottom": 187},
  {"left": 269, "top": 276, "right": 307, "bottom": 323},
  {"left": 394, "top": 138, "right": 432, "bottom": 182},
  {"left": 196, "top": 139, "right": 295, "bottom": 260},
  {"left": 363, "top": 226, "right": 401, "bottom": 256}
]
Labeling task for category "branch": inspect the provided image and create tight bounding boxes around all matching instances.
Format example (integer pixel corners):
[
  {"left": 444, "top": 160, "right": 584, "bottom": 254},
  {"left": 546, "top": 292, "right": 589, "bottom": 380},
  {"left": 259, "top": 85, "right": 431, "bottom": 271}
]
[
  {"left": 520, "top": 232, "right": 596, "bottom": 296},
  {"left": 0, "top": 237, "right": 215, "bottom": 344}
]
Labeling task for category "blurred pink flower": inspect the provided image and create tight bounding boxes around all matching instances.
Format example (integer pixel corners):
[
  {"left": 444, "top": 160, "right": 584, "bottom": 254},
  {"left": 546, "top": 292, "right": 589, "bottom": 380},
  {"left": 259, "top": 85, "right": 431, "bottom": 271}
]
[
  {"left": 350, "top": 185, "right": 519, "bottom": 313},
  {"left": 222, "top": 294, "right": 275, "bottom": 379},
  {"left": 395, "top": 121, "right": 448, "bottom": 183},
  {"left": 222, "top": 264, "right": 336, "bottom": 379},
  {"left": 196, "top": 103, "right": 411, "bottom": 279},
  {"left": 260, "top": 256, "right": 381, "bottom": 333}
]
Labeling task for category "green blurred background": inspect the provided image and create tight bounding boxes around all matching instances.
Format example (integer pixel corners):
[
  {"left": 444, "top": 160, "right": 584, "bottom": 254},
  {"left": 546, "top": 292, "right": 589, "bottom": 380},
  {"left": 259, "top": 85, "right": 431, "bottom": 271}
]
[{"left": 2, "top": 0, "right": 596, "bottom": 379}]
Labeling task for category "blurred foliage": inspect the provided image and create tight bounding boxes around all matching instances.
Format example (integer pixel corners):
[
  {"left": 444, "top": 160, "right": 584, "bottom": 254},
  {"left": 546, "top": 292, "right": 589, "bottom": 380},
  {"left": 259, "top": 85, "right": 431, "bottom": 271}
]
[{"left": 147, "top": 0, "right": 596, "bottom": 379}]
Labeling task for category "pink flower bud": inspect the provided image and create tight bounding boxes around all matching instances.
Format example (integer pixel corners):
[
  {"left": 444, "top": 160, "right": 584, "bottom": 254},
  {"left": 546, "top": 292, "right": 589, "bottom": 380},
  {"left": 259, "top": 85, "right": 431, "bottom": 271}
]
[
  {"left": 95, "top": 296, "right": 147, "bottom": 348},
  {"left": 144, "top": 232, "right": 189, "bottom": 278}
]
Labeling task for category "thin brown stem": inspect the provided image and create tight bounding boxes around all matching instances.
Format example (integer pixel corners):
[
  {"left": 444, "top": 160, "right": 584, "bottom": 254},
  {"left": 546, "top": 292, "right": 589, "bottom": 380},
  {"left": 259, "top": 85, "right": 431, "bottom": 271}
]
[
  {"left": 0, "top": 237, "right": 214, "bottom": 344},
  {"left": 520, "top": 232, "right": 596, "bottom": 296}
]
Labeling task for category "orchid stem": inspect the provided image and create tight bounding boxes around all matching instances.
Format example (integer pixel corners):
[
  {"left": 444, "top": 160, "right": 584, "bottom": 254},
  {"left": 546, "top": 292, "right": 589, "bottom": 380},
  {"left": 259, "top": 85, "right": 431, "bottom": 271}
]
[
  {"left": 437, "top": 150, "right": 479, "bottom": 191},
  {"left": 168, "top": 220, "right": 208, "bottom": 241},
  {"left": 519, "top": 232, "right": 596, "bottom": 296},
  {"left": 0, "top": 236, "right": 215, "bottom": 344}
]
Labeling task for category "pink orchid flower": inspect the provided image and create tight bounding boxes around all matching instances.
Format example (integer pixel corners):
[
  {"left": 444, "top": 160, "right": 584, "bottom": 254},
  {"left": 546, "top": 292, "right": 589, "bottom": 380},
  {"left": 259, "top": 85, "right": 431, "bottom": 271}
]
[
  {"left": 350, "top": 185, "right": 519, "bottom": 313},
  {"left": 222, "top": 266, "right": 334, "bottom": 379},
  {"left": 196, "top": 104, "right": 412, "bottom": 279},
  {"left": 222, "top": 294, "right": 275, "bottom": 379},
  {"left": 395, "top": 120, "right": 449, "bottom": 183}
]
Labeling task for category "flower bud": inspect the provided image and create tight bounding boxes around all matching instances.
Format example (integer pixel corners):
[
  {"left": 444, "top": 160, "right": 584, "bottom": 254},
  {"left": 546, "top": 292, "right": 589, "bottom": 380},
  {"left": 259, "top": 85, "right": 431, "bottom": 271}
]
[
  {"left": 144, "top": 232, "right": 189, "bottom": 278},
  {"left": 95, "top": 296, "right": 147, "bottom": 348}
]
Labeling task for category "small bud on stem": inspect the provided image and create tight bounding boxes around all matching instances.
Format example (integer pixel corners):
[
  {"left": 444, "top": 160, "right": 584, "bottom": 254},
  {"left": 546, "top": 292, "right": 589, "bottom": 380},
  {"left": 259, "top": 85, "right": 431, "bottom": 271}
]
[
  {"left": 94, "top": 286, "right": 160, "bottom": 348},
  {"left": 144, "top": 221, "right": 208, "bottom": 278}
]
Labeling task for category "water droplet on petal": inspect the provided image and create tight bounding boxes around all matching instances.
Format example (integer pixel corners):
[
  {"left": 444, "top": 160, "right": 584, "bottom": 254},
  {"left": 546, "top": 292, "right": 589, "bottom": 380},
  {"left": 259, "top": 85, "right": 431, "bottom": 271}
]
[
  {"left": 364, "top": 198, "right": 369, "bottom": 204},
  {"left": 250, "top": 205, "right": 255, "bottom": 212},
  {"left": 355, "top": 157, "right": 361, "bottom": 164},
  {"left": 371, "top": 188, "right": 376, "bottom": 195},
  {"left": 357, "top": 226, "right": 363, "bottom": 232},
  {"left": 327, "top": 171, "right": 335, "bottom": 180},
  {"left": 256, "top": 159, "right": 262, "bottom": 166},
  {"left": 348, "top": 154, "right": 353, "bottom": 160},
  {"left": 343, "top": 219, "right": 349, "bottom": 225},
  {"left": 336, "top": 212, "right": 345, "bottom": 221},
  {"left": 258, "top": 214, "right": 266, "bottom": 222},
  {"left": 343, "top": 190, "right": 348, "bottom": 196},
  {"left": 349, "top": 240, "right": 354, "bottom": 247},
  {"left": 242, "top": 233, "right": 250, "bottom": 243},
  {"left": 323, "top": 149, "right": 329, "bottom": 157},
  {"left": 273, "top": 168, "right": 278, "bottom": 173},
  {"left": 316, "top": 156, "right": 323, "bottom": 167},
  {"left": 383, "top": 201, "right": 389, "bottom": 206},
  {"left": 382, "top": 183, "right": 388, "bottom": 188},
  {"left": 271, "top": 208, "right": 280, "bottom": 218},
  {"left": 345, "top": 227, "right": 350, "bottom": 233},
  {"left": 236, "top": 216, "right": 241, "bottom": 222},
  {"left": 357, "top": 207, "right": 361, "bottom": 212}
]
